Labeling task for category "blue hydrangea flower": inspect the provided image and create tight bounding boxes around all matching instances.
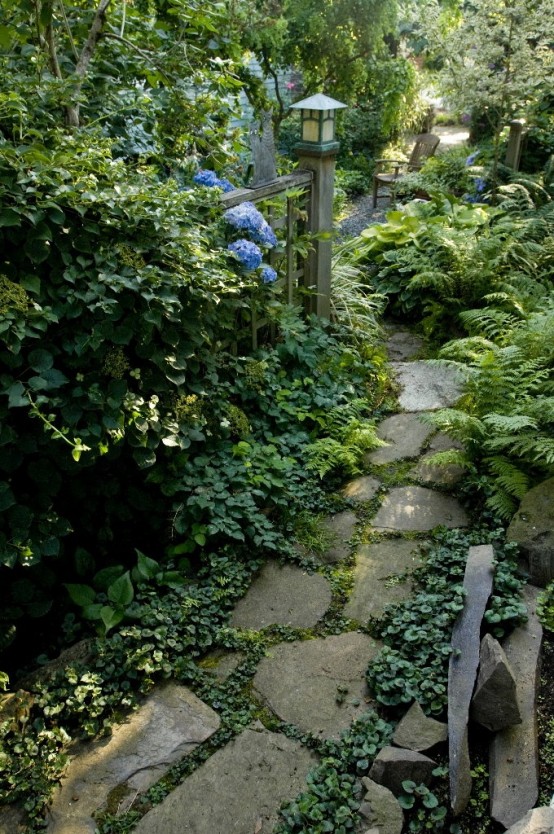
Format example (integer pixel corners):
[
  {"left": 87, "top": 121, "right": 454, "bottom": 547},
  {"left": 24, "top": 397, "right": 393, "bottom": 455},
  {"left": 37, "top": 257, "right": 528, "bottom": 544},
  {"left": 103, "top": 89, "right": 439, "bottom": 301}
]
[
  {"left": 193, "top": 169, "right": 234, "bottom": 192},
  {"left": 224, "top": 202, "right": 278, "bottom": 247},
  {"left": 465, "top": 151, "right": 480, "bottom": 166},
  {"left": 474, "top": 176, "right": 487, "bottom": 193},
  {"left": 228, "top": 239, "right": 263, "bottom": 271},
  {"left": 261, "top": 266, "right": 278, "bottom": 284}
]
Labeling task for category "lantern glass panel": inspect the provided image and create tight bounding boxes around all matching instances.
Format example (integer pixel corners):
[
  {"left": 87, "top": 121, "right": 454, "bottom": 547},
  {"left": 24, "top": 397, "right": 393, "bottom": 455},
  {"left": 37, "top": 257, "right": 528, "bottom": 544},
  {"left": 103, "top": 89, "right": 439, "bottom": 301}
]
[
  {"left": 302, "top": 110, "right": 321, "bottom": 142},
  {"left": 321, "top": 111, "right": 334, "bottom": 142}
]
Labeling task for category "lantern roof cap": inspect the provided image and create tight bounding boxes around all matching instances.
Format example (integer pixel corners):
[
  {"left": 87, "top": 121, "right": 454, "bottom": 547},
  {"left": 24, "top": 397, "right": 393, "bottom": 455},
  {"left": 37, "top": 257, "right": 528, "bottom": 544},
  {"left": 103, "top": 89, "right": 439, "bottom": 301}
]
[{"left": 290, "top": 93, "right": 347, "bottom": 111}]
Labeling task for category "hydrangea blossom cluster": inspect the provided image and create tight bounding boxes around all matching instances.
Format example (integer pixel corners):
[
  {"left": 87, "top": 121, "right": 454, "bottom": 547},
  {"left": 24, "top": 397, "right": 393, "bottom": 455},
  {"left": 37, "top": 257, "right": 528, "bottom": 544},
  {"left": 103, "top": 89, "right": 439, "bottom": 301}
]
[
  {"left": 224, "top": 202, "right": 278, "bottom": 247},
  {"left": 228, "top": 239, "right": 263, "bottom": 271},
  {"left": 465, "top": 150, "right": 480, "bottom": 166},
  {"left": 193, "top": 169, "right": 234, "bottom": 193},
  {"left": 261, "top": 266, "right": 277, "bottom": 284}
]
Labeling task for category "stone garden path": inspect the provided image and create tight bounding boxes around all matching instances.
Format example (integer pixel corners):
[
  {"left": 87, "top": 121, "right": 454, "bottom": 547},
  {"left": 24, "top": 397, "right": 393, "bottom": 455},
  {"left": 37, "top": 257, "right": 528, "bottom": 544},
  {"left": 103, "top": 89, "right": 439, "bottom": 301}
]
[{"left": 42, "top": 325, "right": 471, "bottom": 834}]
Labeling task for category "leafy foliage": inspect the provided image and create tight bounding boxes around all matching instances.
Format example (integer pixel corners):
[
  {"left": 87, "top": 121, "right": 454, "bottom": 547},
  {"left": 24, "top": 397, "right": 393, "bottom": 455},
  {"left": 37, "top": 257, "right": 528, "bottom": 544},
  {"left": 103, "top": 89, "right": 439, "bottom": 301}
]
[{"left": 366, "top": 528, "right": 526, "bottom": 713}]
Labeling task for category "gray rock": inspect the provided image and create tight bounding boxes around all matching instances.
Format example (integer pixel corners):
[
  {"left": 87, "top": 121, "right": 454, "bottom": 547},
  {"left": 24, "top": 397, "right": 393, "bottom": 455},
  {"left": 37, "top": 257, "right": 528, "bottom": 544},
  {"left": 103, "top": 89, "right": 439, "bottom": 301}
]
[
  {"left": 507, "top": 477, "right": 554, "bottom": 586},
  {"left": 199, "top": 650, "right": 246, "bottom": 681},
  {"left": 367, "top": 413, "right": 434, "bottom": 465},
  {"left": 411, "top": 452, "right": 466, "bottom": 486},
  {"left": 0, "top": 805, "right": 26, "bottom": 834},
  {"left": 504, "top": 807, "right": 554, "bottom": 834},
  {"left": 230, "top": 561, "right": 332, "bottom": 630},
  {"left": 344, "top": 540, "right": 425, "bottom": 622},
  {"left": 132, "top": 726, "right": 317, "bottom": 834},
  {"left": 470, "top": 634, "right": 521, "bottom": 731},
  {"left": 448, "top": 545, "right": 495, "bottom": 816},
  {"left": 490, "top": 586, "right": 543, "bottom": 829},
  {"left": 360, "top": 777, "right": 404, "bottom": 834},
  {"left": 46, "top": 684, "right": 220, "bottom": 833},
  {"left": 385, "top": 329, "right": 425, "bottom": 361},
  {"left": 368, "top": 746, "right": 436, "bottom": 795},
  {"left": 391, "top": 361, "right": 465, "bottom": 412},
  {"left": 342, "top": 475, "right": 381, "bottom": 502},
  {"left": 320, "top": 511, "right": 358, "bottom": 563},
  {"left": 253, "top": 632, "right": 381, "bottom": 738},
  {"left": 427, "top": 433, "right": 464, "bottom": 453},
  {"left": 371, "top": 487, "right": 468, "bottom": 532},
  {"left": 393, "top": 701, "right": 448, "bottom": 753}
]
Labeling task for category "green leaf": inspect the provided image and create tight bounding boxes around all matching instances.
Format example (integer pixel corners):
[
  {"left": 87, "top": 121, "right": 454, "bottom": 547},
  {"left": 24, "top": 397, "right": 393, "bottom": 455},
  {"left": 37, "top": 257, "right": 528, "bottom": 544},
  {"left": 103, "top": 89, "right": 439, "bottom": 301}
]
[
  {"left": 100, "top": 605, "right": 125, "bottom": 634},
  {"left": 94, "top": 565, "right": 125, "bottom": 590},
  {"left": 107, "top": 571, "right": 134, "bottom": 607},
  {"left": 6, "top": 382, "right": 28, "bottom": 408},
  {"left": 65, "top": 583, "right": 96, "bottom": 607},
  {"left": 135, "top": 549, "right": 159, "bottom": 580},
  {"left": 0, "top": 208, "right": 21, "bottom": 227},
  {"left": 28, "top": 349, "right": 54, "bottom": 373}
]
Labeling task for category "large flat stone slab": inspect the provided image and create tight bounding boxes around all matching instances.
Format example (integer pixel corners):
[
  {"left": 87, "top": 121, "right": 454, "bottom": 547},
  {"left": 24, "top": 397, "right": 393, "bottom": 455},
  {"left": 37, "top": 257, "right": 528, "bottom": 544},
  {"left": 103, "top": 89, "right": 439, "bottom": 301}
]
[
  {"left": 342, "top": 475, "right": 381, "bottom": 502},
  {"left": 490, "top": 586, "right": 543, "bottom": 829},
  {"left": 133, "top": 726, "right": 318, "bottom": 834},
  {"left": 46, "top": 684, "right": 220, "bottom": 833},
  {"left": 253, "top": 632, "right": 382, "bottom": 738},
  {"left": 230, "top": 561, "right": 332, "bottom": 630},
  {"left": 367, "top": 414, "right": 434, "bottom": 465},
  {"left": 344, "top": 540, "right": 425, "bottom": 621},
  {"left": 391, "top": 361, "right": 464, "bottom": 411},
  {"left": 320, "top": 511, "right": 357, "bottom": 563},
  {"left": 360, "top": 777, "right": 404, "bottom": 834},
  {"left": 448, "top": 545, "right": 495, "bottom": 816},
  {"left": 371, "top": 487, "right": 468, "bottom": 532},
  {"left": 385, "top": 329, "right": 424, "bottom": 361},
  {"left": 507, "top": 477, "right": 554, "bottom": 586}
]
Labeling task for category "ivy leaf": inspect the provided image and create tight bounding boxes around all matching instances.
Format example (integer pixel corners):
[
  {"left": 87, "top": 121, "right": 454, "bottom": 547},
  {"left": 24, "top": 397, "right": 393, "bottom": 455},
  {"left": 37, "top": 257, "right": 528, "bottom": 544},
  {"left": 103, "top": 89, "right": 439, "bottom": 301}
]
[{"left": 100, "top": 605, "right": 125, "bottom": 634}]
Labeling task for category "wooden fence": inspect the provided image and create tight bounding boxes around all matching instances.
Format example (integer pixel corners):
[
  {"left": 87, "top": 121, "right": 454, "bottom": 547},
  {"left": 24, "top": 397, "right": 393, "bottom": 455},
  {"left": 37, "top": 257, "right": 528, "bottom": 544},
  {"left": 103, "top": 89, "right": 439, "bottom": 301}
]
[{"left": 220, "top": 170, "right": 313, "bottom": 349}]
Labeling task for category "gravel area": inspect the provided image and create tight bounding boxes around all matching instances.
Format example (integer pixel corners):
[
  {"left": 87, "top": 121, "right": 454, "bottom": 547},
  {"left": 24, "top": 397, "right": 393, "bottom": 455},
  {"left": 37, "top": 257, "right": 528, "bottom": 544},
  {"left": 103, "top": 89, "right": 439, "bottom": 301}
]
[{"left": 338, "top": 193, "right": 391, "bottom": 239}]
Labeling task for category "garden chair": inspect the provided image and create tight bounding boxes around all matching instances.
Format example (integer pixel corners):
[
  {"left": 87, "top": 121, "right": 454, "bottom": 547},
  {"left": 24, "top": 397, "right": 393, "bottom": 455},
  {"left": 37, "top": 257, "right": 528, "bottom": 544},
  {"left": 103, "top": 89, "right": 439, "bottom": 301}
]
[{"left": 372, "top": 133, "right": 440, "bottom": 208}]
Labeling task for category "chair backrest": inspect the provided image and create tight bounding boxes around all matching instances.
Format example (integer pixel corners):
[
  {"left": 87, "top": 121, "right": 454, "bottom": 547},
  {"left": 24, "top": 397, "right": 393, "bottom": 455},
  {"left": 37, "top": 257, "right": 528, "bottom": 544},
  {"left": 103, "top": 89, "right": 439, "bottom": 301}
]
[{"left": 407, "top": 134, "right": 440, "bottom": 171}]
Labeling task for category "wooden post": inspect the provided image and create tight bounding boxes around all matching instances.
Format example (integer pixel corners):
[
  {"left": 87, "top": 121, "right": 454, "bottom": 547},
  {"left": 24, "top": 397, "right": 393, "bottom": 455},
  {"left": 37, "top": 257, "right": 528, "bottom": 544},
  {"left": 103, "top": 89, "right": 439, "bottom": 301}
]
[
  {"left": 504, "top": 119, "right": 527, "bottom": 171},
  {"left": 293, "top": 147, "right": 337, "bottom": 319}
]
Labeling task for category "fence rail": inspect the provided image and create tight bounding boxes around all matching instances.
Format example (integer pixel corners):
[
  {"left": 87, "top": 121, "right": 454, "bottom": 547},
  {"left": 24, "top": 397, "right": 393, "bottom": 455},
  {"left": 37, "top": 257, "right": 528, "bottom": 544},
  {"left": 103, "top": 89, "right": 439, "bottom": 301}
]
[{"left": 220, "top": 170, "right": 314, "bottom": 349}]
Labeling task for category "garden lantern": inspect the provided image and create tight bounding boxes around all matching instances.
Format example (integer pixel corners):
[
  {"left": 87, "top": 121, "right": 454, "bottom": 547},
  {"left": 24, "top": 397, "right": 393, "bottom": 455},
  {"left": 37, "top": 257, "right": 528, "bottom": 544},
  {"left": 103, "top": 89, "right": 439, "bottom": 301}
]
[{"left": 290, "top": 93, "right": 347, "bottom": 153}]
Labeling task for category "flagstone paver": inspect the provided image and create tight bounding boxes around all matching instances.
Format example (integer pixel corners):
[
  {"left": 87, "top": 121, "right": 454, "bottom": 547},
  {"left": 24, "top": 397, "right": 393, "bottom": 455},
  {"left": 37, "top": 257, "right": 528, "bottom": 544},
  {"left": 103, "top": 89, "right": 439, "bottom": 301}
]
[
  {"left": 342, "top": 474, "right": 381, "bottom": 502},
  {"left": 370, "top": 486, "right": 468, "bottom": 532},
  {"left": 391, "top": 361, "right": 465, "bottom": 411},
  {"left": 368, "top": 413, "right": 434, "bottom": 465},
  {"left": 344, "top": 540, "right": 425, "bottom": 622},
  {"left": 230, "top": 561, "right": 332, "bottom": 630},
  {"left": 253, "top": 632, "right": 382, "bottom": 738},
  {"left": 385, "top": 329, "right": 425, "bottom": 361},
  {"left": 46, "top": 684, "right": 220, "bottom": 833},
  {"left": 320, "top": 510, "right": 358, "bottom": 563},
  {"left": 132, "top": 725, "right": 318, "bottom": 834}
]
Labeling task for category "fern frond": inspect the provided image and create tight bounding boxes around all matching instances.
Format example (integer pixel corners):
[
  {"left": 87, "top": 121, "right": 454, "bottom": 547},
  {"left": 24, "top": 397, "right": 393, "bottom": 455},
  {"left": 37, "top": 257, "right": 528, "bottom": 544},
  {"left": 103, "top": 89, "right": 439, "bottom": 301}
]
[
  {"left": 482, "top": 413, "right": 538, "bottom": 433},
  {"left": 486, "top": 488, "right": 518, "bottom": 520},
  {"left": 484, "top": 456, "right": 529, "bottom": 499}
]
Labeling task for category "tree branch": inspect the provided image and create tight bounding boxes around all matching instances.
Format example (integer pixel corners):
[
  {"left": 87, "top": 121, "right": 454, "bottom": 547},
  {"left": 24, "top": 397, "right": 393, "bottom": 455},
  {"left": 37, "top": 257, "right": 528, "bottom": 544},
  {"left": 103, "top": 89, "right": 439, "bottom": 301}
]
[
  {"left": 102, "top": 31, "right": 175, "bottom": 83},
  {"left": 66, "top": 0, "right": 111, "bottom": 127}
]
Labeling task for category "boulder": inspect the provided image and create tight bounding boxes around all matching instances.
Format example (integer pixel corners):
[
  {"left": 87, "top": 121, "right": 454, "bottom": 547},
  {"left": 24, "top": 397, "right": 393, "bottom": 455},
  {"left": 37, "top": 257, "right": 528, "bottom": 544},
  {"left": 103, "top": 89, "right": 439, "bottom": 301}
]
[
  {"left": 393, "top": 701, "right": 448, "bottom": 753},
  {"left": 504, "top": 807, "right": 554, "bottom": 834},
  {"left": 470, "top": 634, "right": 521, "bottom": 731},
  {"left": 359, "top": 777, "right": 404, "bottom": 834},
  {"left": 507, "top": 477, "right": 554, "bottom": 586},
  {"left": 448, "top": 545, "right": 495, "bottom": 816},
  {"left": 368, "top": 746, "right": 436, "bottom": 796}
]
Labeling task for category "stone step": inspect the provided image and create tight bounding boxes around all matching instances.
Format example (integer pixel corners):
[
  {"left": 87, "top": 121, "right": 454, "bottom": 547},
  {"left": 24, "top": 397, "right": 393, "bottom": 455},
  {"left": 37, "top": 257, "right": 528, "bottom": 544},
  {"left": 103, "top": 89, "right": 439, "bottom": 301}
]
[
  {"left": 390, "top": 360, "right": 465, "bottom": 412},
  {"left": 370, "top": 486, "right": 468, "bottom": 532},
  {"left": 132, "top": 725, "right": 318, "bottom": 834}
]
